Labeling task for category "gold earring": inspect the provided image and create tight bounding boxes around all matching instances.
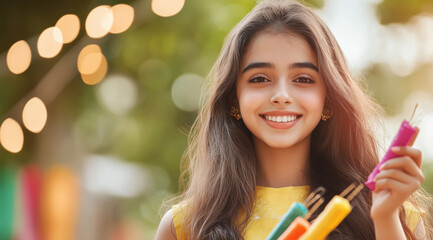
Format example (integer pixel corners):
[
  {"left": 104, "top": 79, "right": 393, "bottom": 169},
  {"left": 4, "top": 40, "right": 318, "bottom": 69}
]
[
  {"left": 321, "top": 109, "right": 333, "bottom": 121},
  {"left": 230, "top": 106, "right": 242, "bottom": 120}
]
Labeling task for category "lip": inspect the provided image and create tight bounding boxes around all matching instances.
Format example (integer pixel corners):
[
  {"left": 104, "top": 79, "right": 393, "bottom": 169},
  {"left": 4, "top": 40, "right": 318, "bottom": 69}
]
[
  {"left": 260, "top": 111, "right": 302, "bottom": 116},
  {"left": 259, "top": 111, "right": 302, "bottom": 130}
]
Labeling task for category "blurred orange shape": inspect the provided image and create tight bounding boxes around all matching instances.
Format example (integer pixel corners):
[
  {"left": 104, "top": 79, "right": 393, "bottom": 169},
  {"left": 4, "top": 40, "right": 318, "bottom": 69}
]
[
  {"left": 86, "top": 5, "right": 113, "bottom": 38},
  {"left": 77, "top": 44, "right": 107, "bottom": 85},
  {"left": 0, "top": 118, "right": 24, "bottom": 153},
  {"left": 77, "top": 44, "right": 102, "bottom": 75},
  {"left": 37, "top": 27, "right": 63, "bottom": 58},
  {"left": 55, "top": 14, "right": 80, "bottom": 44},
  {"left": 151, "top": 0, "right": 185, "bottom": 17},
  {"left": 110, "top": 4, "right": 135, "bottom": 34},
  {"left": 7, "top": 40, "right": 32, "bottom": 74},
  {"left": 40, "top": 166, "right": 79, "bottom": 240},
  {"left": 22, "top": 97, "right": 48, "bottom": 133},
  {"left": 80, "top": 54, "right": 108, "bottom": 85}
]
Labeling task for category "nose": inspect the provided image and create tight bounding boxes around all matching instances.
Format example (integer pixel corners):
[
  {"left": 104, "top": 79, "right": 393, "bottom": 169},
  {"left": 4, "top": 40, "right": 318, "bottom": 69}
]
[{"left": 271, "top": 81, "right": 292, "bottom": 105}]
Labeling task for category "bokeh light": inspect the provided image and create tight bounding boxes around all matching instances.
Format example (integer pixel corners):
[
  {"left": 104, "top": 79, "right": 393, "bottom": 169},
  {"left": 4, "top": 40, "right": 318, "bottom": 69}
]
[
  {"left": 55, "top": 14, "right": 80, "bottom": 44},
  {"left": 37, "top": 27, "right": 63, "bottom": 58},
  {"left": 0, "top": 118, "right": 24, "bottom": 153},
  {"left": 85, "top": 5, "right": 114, "bottom": 39},
  {"left": 40, "top": 166, "right": 79, "bottom": 240},
  {"left": 97, "top": 74, "right": 138, "bottom": 115},
  {"left": 78, "top": 47, "right": 104, "bottom": 75},
  {"left": 110, "top": 4, "right": 134, "bottom": 34},
  {"left": 77, "top": 44, "right": 108, "bottom": 85},
  {"left": 6, "top": 40, "right": 32, "bottom": 74},
  {"left": 80, "top": 56, "right": 108, "bottom": 85},
  {"left": 151, "top": 0, "right": 185, "bottom": 17},
  {"left": 83, "top": 155, "right": 150, "bottom": 197},
  {"left": 77, "top": 44, "right": 101, "bottom": 74},
  {"left": 22, "top": 97, "right": 48, "bottom": 133},
  {"left": 171, "top": 73, "right": 203, "bottom": 112}
]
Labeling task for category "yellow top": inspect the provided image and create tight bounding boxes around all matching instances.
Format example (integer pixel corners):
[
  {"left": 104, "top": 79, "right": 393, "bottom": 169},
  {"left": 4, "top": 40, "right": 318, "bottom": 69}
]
[{"left": 172, "top": 186, "right": 423, "bottom": 240}]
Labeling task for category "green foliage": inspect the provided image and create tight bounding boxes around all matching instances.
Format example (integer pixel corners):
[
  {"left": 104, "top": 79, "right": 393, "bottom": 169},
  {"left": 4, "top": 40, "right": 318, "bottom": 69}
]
[{"left": 377, "top": 0, "right": 433, "bottom": 24}]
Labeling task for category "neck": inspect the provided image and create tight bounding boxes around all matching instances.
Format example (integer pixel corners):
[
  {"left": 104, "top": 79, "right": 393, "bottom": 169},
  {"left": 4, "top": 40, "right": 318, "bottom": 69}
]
[{"left": 254, "top": 136, "right": 310, "bottom": 188}]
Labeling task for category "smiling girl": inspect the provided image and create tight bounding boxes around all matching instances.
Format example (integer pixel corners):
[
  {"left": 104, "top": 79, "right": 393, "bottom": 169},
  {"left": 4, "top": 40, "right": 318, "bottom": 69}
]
[{"left": 155, "top": 0, "right": 431, "bottom": 239}]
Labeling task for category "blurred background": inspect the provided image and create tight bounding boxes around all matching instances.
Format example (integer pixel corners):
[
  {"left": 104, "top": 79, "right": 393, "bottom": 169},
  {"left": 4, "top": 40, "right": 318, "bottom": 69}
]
[{"left": 0, "top": 0, "right": 432, "bottom": 239}]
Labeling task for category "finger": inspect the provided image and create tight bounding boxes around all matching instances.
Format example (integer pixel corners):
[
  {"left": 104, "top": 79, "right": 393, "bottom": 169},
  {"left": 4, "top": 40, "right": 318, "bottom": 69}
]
[
  {"left": 374, "top": 178, "right": 420, "bottom": 194},
  {"left": 374, "top": 178, "right": 405, "bottom": 193},
  {"left": 391, "top": 146, "right": 422, "bottom": 168},
  {"left": 380, "top": 157, "right": 424, "bottom": 181},
  {"left": 407, "top": 127, "right": 419, "bottom": 147},
  {"left": 374, "top": 169, "right": 413, "bottom": 184}
]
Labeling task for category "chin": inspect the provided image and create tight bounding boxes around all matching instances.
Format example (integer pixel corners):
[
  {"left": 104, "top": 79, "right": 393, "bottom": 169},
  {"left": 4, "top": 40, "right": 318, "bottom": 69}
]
[{"left": 265, "top": 140, "right": 299, "bottom": 149}]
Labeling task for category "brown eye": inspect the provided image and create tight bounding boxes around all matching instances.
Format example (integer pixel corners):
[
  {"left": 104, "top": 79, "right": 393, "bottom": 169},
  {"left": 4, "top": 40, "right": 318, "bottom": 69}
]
[
  {"left": 249, "top": 76, "right": 269, "bottom": 83},
  {"left": 294, "top": 77, "right": 314, "bottom": 84}
]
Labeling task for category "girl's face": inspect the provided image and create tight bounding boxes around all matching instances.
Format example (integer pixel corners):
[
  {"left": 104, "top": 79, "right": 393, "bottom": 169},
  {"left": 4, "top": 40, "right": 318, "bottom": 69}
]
[{"left": 236, "top": 31, "right": 326, "bottom": 149}]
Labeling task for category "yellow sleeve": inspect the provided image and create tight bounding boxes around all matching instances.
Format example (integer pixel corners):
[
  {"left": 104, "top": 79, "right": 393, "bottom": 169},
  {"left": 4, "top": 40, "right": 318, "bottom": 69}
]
[
  {"left": 172, "top": 204, "right": 188, "bottom": 240},
  {"left": 403, "top": 201, "right": 425, "bottom": 232}
]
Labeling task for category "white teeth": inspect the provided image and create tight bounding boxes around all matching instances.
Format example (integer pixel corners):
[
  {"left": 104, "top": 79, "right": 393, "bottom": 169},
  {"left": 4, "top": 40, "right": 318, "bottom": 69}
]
[{"left": 264, "top": 115, "right": 299, "bottom": 123}]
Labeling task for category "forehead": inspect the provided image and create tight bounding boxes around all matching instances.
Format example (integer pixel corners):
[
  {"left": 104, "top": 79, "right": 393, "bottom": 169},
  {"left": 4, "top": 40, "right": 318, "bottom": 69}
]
[{"left": 241, "top": 30, "right": 317, "bottom": 68}]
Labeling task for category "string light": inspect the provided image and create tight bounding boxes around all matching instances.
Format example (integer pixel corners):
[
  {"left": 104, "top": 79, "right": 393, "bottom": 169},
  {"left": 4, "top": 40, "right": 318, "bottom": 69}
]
[
  {"left": 2, "top": 3, "right": 141, "bottom": 153},
  {"left": 85, "top": 5, "right": 114, "bottom": 39},
  {"left": 6, "top": 40, "right": 32, "bottom": 74},
  {"left": 110, "top": 4, "right": 135, "bottom": 34},
  {"left": 151, "top": 0, "right": 185, "bottom": 17},
  {"left": 0, "top": 118, "right": 24, "bottom": 153},
  {"left": 22, "top": 97, "right": 48, "bottom": 133},
  {"left": 80, "top": 55, "right": 107, "bottom": 85},
  {"left": 37, "top": 27, "right": 63, "bottom": 58},
  {"left": 77, "top": 44, "right": 103, "bottom": 75},
  {"left": 77, "top": 44, "right": 108, "bottom": 85},
  {"left": 55, "top": 14, "right": 80, "bottom": 44}
]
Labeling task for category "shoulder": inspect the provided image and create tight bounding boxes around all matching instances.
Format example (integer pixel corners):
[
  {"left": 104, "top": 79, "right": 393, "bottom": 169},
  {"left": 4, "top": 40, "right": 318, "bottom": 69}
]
[{"left": 155, "top": 209, "right": 177, "bottom": 240}]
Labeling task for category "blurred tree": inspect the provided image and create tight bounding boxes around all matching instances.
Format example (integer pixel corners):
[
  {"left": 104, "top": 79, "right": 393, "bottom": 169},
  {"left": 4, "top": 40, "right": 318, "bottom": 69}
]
[{"left": 377, "top": 0, "right": 433, "bottom": 24}]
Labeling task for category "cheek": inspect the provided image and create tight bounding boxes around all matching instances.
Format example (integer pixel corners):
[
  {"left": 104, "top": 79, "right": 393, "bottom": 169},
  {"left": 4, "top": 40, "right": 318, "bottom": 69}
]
[
  {"left": 294, "top": 89, "right": 325, "bottom": 112},
  {"left": 237, "top": 89, "right": 267, "bottom": 113}
]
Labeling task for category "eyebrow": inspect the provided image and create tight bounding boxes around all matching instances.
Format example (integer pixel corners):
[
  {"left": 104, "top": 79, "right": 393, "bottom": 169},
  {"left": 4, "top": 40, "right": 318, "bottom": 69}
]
[{"left": 241, "top": 62, "right": 319, "bottom": 73}]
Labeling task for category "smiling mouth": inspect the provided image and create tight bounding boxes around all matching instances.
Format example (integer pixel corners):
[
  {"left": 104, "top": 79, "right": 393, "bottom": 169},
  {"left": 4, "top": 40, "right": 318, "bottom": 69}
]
[{"left": 259, "top": 114, "right": 302, "bottom": 123}]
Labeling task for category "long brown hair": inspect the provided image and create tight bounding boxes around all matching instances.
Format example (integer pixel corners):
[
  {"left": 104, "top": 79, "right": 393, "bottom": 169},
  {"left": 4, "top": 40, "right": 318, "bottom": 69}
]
[{"left": 167, "top": 0, "right": 431, "bottom": 239}]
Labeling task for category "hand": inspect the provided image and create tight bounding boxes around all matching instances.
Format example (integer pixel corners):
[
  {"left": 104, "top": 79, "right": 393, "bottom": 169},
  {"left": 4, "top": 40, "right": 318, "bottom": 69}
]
[{"left": 370, "top": 145, "right": 424, "bottom": 221}]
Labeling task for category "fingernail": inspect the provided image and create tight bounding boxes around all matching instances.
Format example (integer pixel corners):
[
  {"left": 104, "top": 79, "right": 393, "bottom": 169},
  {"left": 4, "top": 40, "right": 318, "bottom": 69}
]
[
  {"left": 379, "top": 164, "right": 385, "bottom": 170},
  {"left": 391, "top": 146, "right": 399, "bottom": 152}
]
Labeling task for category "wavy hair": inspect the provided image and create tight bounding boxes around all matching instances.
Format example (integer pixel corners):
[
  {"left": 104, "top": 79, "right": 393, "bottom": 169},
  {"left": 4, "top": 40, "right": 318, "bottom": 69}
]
[{"left": 166, "top": 0, "right": 432, "bottom": 239}]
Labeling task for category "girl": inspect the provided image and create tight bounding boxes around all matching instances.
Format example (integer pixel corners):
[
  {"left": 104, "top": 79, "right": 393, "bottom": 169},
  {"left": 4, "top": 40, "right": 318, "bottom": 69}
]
[{"left": 156, "top": 0, "right": 431, "bottom": 239}]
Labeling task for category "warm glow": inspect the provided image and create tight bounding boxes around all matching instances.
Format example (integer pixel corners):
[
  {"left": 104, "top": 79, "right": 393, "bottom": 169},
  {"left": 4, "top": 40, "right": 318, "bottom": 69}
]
[
  {"left": 85, "top": 5, "right": 114, "bottom": 38},
  {"left": 55, "top": 14, "right": 80, "bottom": 44},
  {"left": 6, "top": 40, "right": 32, "bottom": 74},
  {"left": 77, "top": 44, "right": 103, "bottom": 75},
  {"left": 41, "top": 166, "right": 79, "bottom": 240},
  {"left": 22, "top": 97, "right": 48, "bottom": 133},
  {"left": 0, "top": 118, "right": 24, "bottom": 153},
  {"left": 80, "top": 53, "right": 108, "bottom": 85},
  {"left": 151, "top": 0, "right": 185, "bottom": 17},
  {"left": 77, "top": 44, "right": 107, "bottom": 85},
  {"left": 110, "top": 4, "right": 135, "bottom": 34},
  {"left": 37, "top": 27, "right": 63, "bottom": 58}
]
